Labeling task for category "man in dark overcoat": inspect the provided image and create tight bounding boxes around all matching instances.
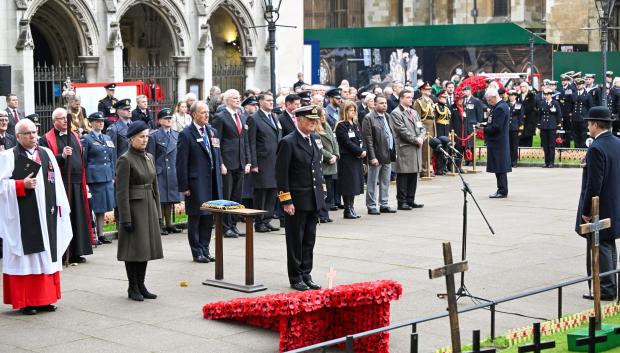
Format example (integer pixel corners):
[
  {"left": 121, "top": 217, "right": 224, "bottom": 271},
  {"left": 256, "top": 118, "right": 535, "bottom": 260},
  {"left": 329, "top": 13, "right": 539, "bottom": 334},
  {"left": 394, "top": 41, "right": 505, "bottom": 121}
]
[
  {"left": 576, "top": 107, "right": 620, "bottom": 301},
  {"left": 247, "top": 92, "right": 282, "bottom": 233},
  {"left": 480, "top": 88, "right": 511, "bottom": 198},
  {"left": 276, "top": 105, "right": 326, "bottom": 291},
  {"left": 211, "top": 89, "right": 251, "bottom": 238},
  {"left": 147, "top": 108, "right": 183, "bottom": 235},
  {"left": 176, "top": 101, "right": 223, "bottom": 263}
]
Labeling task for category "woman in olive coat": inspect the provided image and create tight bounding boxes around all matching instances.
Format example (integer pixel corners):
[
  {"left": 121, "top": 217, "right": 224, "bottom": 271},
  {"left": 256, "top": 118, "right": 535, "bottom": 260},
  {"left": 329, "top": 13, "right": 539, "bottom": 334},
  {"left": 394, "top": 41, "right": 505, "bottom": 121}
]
[
  {"left": 115, "top": 120, "right": 163, "bottom": 301},
  {"left": 317, "top": 107, "right": 339, "bottom": 223},
  {"left": 335, "top": 100, "right": 367, "bottom": 219}
]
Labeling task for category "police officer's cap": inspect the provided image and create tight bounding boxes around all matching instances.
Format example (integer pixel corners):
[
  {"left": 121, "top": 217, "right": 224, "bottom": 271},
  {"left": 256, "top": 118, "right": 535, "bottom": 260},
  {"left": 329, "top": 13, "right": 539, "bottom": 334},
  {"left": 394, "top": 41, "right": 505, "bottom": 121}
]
[
  {"left": 575, "top": 78, "right": 586, "bottom": 85},
  {"left": 88, "top": 112, "right": 105, "bottom": 121},
  {"left": 25, "top": 113, "right": 40, "bottom": 126},
  {"left": 126, "top": 120, "right": 150, "bottom": 139},
  {"left": 104, "top": 83, "right": 116, "bottom": 90},
  {"left": 325, "top": 88, "right": 342, "bottom": 99},
  {"left": 585, "top": 106, "right": 614, "bottom": 122},
  {"left": 241, "top": 96, "right": 258, "bottom": 107},
  {"left": 293, "top": 105, "right": 321, "bottom": 120},
  {"left": 113, "top": 99, "right": 131, "bottom": 110},
  {"left": 585, "top": 73, "right": 596, "bottom": 79},
  {"left": 298, "top": 90, "right": 311, "bottom": 101},
  {"left": 157, "top": 108, "right": 173, "bottom": 120}
]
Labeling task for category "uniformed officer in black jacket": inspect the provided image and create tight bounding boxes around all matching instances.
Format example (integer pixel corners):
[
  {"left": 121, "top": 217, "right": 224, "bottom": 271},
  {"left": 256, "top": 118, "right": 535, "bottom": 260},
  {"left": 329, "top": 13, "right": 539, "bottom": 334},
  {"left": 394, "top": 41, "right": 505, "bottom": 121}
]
[
  {"left": 276, "top": 105, "right": 326, "bottom": 291},
  {"left": 559, "top": 74, "right": 575, "bottom": 147},
  {"left": 507, "top": 90, "right": 521, "bottom": 167},
  {"left": 98, "top": 83, "right": 118, "bottom": 131},
  {"left": 585, "top": 74, "right": 602, "bottom": 107},
  {"left": 538, "top": 89, "right": 563, "bottom": 168},
  {"left": 572, "top": 78, "right": 593, "bottom": 148}
]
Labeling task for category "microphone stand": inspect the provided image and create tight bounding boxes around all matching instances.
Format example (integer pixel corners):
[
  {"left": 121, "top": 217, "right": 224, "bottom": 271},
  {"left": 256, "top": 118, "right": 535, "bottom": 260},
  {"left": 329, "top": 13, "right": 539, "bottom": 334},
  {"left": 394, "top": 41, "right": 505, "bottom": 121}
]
[{"left": 435, "top": 147, "right": 495, "bottom": 302}]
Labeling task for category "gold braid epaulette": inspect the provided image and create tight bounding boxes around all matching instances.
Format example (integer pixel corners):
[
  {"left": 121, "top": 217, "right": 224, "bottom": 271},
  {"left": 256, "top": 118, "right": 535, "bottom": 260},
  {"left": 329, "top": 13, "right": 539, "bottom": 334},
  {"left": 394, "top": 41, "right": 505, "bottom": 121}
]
[
  {"left": 278, "top": 191, "right": 292, "bottom": 202},
  {"left": 417, "top": 99, "right": 435, "bottom": 121},
  {"left": 435, "top": 104, "right": 451, "bottom": 125}
]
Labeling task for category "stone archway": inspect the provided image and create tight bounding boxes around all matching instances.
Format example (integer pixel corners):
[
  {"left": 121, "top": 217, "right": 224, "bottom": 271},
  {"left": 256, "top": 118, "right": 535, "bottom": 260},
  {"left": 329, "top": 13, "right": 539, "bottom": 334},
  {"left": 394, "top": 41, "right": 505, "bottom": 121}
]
[{"left": 206, "top": 0, "right": 258, "bottom": 60}]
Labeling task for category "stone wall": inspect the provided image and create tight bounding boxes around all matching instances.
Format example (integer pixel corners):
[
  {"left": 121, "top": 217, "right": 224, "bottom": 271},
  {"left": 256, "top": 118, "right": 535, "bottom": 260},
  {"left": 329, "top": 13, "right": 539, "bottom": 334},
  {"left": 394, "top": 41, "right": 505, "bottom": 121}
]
[{"left": 546, "top": 0, "right": 592, "bottom": 45}]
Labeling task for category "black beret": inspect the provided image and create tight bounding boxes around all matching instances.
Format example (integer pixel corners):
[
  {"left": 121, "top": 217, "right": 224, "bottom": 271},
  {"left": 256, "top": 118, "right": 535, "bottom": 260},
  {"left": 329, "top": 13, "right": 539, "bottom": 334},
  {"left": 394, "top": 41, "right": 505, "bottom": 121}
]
[
  {"left": 104, "top": 83, "right": 116, "bottom": 90},
  {"left": 585, "top": 107, "right": 613, "bottom": 122},
  {"left": 157, "top": 108, "right": 173, "bottom": 120},
  {"left": 88, "top": 112, "right": 105, "bottom": 121},
  {"left": 241, "top": 96, "right": 258, "bottom": 107},
  {"left": 113, "top": 99, "right": 131, "bottom": 110},
  {"left": 126, "top": 120, "right": 150, "bottom": 139},
  {"left": 325, "top": 88, "right": 342, "bottom": 99}
]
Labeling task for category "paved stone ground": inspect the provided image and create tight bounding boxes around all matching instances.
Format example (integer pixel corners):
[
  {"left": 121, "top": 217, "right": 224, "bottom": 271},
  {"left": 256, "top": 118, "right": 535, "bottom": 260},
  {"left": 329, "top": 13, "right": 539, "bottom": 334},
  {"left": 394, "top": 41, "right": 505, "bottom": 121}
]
[{"left": 0, "top": 167, "right": 598, "bottom": 352}]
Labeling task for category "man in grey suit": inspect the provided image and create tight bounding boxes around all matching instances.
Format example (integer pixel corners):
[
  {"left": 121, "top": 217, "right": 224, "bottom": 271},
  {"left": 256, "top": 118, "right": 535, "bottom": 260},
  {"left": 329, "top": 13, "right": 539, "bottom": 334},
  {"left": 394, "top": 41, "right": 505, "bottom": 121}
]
[
  {"left": 389, "top": 90, "right": 425, "bottom": 210},
  {"left": 5, "top": 94, "right": 23, "bottom": 137},
  {"left": 362, "top": 95, "right": 396, "bottom": 215}
]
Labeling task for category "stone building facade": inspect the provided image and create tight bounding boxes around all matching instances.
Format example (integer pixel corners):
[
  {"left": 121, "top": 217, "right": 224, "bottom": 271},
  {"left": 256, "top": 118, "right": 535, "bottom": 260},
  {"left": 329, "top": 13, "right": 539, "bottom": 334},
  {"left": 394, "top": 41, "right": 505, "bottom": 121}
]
[{"left": 1, "top": 0, "right": 303, "bottom": 114}]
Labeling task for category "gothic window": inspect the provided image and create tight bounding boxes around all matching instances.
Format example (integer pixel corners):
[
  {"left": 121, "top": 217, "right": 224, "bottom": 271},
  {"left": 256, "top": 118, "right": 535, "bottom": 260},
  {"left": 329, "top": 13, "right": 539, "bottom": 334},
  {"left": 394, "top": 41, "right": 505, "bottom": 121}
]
[{"left": 304, "top": 0, "right": 364, "bottom": 29}]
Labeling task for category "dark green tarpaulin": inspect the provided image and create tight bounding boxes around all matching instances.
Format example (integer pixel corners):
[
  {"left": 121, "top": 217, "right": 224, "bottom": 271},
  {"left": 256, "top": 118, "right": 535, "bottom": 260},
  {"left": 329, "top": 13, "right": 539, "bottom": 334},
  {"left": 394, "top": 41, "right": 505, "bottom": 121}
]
[{"left": 304, "top": 23, "right": 548, "bottom": 48}]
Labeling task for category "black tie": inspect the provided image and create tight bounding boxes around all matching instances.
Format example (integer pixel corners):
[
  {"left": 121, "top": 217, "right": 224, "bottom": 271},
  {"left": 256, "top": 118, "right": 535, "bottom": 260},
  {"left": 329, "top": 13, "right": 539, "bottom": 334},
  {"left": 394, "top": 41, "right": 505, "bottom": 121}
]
[{"left": 305, "top": 136, "right": 311, "bottom": 145}]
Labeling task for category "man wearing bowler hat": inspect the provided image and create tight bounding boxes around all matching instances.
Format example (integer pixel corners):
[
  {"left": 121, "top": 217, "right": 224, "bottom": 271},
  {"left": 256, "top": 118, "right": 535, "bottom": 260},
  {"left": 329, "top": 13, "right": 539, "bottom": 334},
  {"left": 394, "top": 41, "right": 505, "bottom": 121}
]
[
  {"left": 577, "top": 107, "right": 620, "bottom": 301},
  {"left": 276, "top": 105, "right": 326, "bottom": 291}
]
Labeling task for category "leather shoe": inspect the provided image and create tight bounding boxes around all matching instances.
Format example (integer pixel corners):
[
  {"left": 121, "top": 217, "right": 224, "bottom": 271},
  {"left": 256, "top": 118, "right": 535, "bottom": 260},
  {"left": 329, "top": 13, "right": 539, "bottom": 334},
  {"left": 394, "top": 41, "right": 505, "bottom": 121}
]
[
  {"left": 380, "top": 207, "right": 397, "bottom": 213},
  {"left": 36, "top": 304, "right": 57, "bottom": 312},
  {"left": 98, "top": 236, "right": 112, "bottom": 244},
  {"left": 224, "top": 229, "right": 238, "bottom": 238},
  {"left": 410, "top": 203, "right": 424, "bottom": 208},
  {"left": 489, "top": 192, "right": 507, "bottom": 199},
  {"left": 397, "top": 203, "right": 412, "bottom": 210},
  {"left": 303, "top": 278, "right": 322, "bottom": 290},
  {"left": 583, "top": 293, "right": 616, "bottom": 301},
  {"left": 330, "top": 206, "right": 339, "bottom": 211},
  {"left": 255, "top": 224, "right": 270, "bottom": 233},
  {"left": 193, "top": 256, "right": 209, "bottom": 263},
  {"left": 368, "top": 209, "right": 380, "bottom": 215},
  {"left": 166, "top": 226, "right": 182, "bottom": 234},
  {"left": 20, "top": 307, "right": 37, "bottom": 315},
  {"left": 290, "top": 282, "right": 310, "bottom": 291},
  {"left": 69, "top": 257, "right": 86, "bottom": 264},
  {"left": 160, "top": 228, "right": 169, "bottom": 236},
  {"left": 205, "top": 253, "right": 216, "bottom": 262},
  {"left": 233, "top": 226, "right": 245, "bottom": 237},
  {"left": 265, "top": 222, "right": 280, "bottom": 231},
  {"left": 319, "top": 218, "right": 331, "bottom": 223}
]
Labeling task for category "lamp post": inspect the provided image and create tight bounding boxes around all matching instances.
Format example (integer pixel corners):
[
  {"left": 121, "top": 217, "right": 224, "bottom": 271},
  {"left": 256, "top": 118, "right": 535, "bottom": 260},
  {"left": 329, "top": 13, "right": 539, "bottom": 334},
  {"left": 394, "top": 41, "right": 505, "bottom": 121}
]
[
  {"left": 595, "top": 0, "right": 617, "bottom": 106},
  {"left": 263, "top": 0, "right": 282, "bottom": 95}
]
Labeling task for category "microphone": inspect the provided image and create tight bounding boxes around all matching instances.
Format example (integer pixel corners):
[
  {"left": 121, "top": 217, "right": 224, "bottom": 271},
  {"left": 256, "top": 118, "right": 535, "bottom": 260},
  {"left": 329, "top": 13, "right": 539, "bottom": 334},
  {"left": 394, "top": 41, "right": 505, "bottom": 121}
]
[
  {"left": 429, "top": 137, "right": 451, "bottom": 159},
  {"left": 436, "top": 136, "right": 463, "bottom": 156}
]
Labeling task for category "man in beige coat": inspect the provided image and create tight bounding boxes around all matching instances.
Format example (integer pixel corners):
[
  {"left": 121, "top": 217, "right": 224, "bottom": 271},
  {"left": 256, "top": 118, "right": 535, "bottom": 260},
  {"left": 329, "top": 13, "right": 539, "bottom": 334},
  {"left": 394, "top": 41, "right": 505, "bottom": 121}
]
[{"left": 389, "top": 90, "right": 425, "bottom": 210}]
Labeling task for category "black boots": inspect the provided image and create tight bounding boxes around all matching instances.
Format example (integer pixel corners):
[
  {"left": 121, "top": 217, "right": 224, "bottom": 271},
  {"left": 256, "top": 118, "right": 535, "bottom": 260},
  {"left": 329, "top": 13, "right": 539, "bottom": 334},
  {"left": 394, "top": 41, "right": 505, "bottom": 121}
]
[
  {"left": 342, "top": 196, "right": 361, "bottom": 219},
  {"left": 125, "top": 261, "right": 157, "bottom": 301}
]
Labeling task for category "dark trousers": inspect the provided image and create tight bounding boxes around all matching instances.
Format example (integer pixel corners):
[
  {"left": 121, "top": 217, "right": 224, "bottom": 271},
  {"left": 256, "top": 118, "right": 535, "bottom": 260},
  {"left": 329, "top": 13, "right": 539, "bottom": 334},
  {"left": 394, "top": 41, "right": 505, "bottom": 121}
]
[
  {"left": 586, "top": 237, "right": 617, "bottom": 297},
  {"left": 573, "top": 121, "right": 587, "bottom": 148},
  {"left": 320, "top": 175, "right": 335, "bottom": 219},
  {"left": 562, "top": 117, "right": 573, "bottom": 147},
  {"left": 222, "top": 169, "right": 244, "bottom": 231},
  {"left": 495, "top": 173, "right": 508, "bottom": 196},
  {"left": 540, "top": 129, "right": 557, "bottom": 166},
  {"left": 396, "top": 173, "right": 418, "bottom": 205},
  {"left": 253, "top": 188, "right": 276, "bottom": 225},
  {"left": 187, "top": 215, "right": 213, "bottom": 258},
  {"left": 285, "top": 210, "right": 318, "bottom": 284},
  {"left": 509, "top": 130, "right": 519, "bottom": 166},
  {"left": 518, "top": 135, "right": 533, "bottom": 147}
]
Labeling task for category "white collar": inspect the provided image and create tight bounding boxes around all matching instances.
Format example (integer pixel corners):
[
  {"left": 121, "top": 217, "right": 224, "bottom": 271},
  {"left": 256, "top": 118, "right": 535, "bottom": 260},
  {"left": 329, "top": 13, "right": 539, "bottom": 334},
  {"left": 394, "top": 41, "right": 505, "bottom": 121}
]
[
  {"left": 595, "top": 130, "right": 609, "bottom": 139},
  {"left": 226, "top": 107, "right": 238, "bottom": 117},
  {"left": 260, "top": 109, "right": 272, "bottom": 117},
  {"left": 296, "top": 127, "right": 309, "bottom": 140}
]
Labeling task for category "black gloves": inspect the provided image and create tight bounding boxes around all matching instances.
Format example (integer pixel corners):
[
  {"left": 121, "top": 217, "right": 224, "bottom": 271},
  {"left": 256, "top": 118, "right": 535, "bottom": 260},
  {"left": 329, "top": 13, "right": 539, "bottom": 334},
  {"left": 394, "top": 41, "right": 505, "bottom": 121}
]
[{"left": 122, "top": 222, "right": 134, "bottom": 233}]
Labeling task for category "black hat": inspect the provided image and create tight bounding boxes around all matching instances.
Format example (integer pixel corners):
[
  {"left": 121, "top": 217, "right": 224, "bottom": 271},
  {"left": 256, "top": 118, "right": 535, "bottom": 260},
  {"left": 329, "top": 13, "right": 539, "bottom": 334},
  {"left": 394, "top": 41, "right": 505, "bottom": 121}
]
[
  {"left": 157, "top": 108, "right": 173, "bottom": 120},
  {"left": 88, "top": 112, "right": 105, "bottom": 121},
  {"left": 325, "top": 88, "right": 342, "bottom": 99},
  {"left": 298, "top": 90, "right": 311, "bottom": 102},
  {"left": 126, "top": 120, "right": 150, "bottom": 139},
  {"left": 293, "top": 105, "right": 320, "bottom": 120},
  {"left": 437, "top": 90, "right": 448, "bottom": 97},
  {"left": 104, "top": 83, "right": 116, "bottom": 90},
  {"left": 241, "top": 96, "right": 258, "bottom": 107},
  {"left": 25, "top": 113, "right": 40, "bottom": 126},
  {"left": 585, "top": 107, "right": 614, "bottom": 122},
  {"left": 113, "top": 99, "right": 131, "bottom": 110},
  {"left": 419, "top": 81, "right": 432, "bottom": 90}
]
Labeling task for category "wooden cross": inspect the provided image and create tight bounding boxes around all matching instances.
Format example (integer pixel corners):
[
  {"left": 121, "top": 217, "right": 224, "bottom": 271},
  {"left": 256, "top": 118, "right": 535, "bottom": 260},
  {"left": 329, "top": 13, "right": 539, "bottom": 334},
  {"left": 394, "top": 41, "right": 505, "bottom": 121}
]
[
  {"left": 576, "top": 316, "right": 608, "bottom": 353},
  {"left": 429, "top": 242, "right": 469, "bottom": 353},
  {"left": 464, "top": 330, "right": 496, "bottom": 353},
  {"left": 517, "top": 322, "right": 555, "bottom": 353},
  {"left": 578, "top": 196, "right": 611, "bottom": 330},
  {"left": 326, "top": 266, "right": 336, "bottom": 290}
]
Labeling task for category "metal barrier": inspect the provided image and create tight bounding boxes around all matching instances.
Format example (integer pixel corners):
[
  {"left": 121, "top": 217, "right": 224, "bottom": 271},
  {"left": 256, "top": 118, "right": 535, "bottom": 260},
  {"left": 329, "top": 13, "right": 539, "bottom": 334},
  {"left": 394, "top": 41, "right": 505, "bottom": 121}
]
[{"left": 285, "top": 268, "right": 620, "bottom": 353}]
